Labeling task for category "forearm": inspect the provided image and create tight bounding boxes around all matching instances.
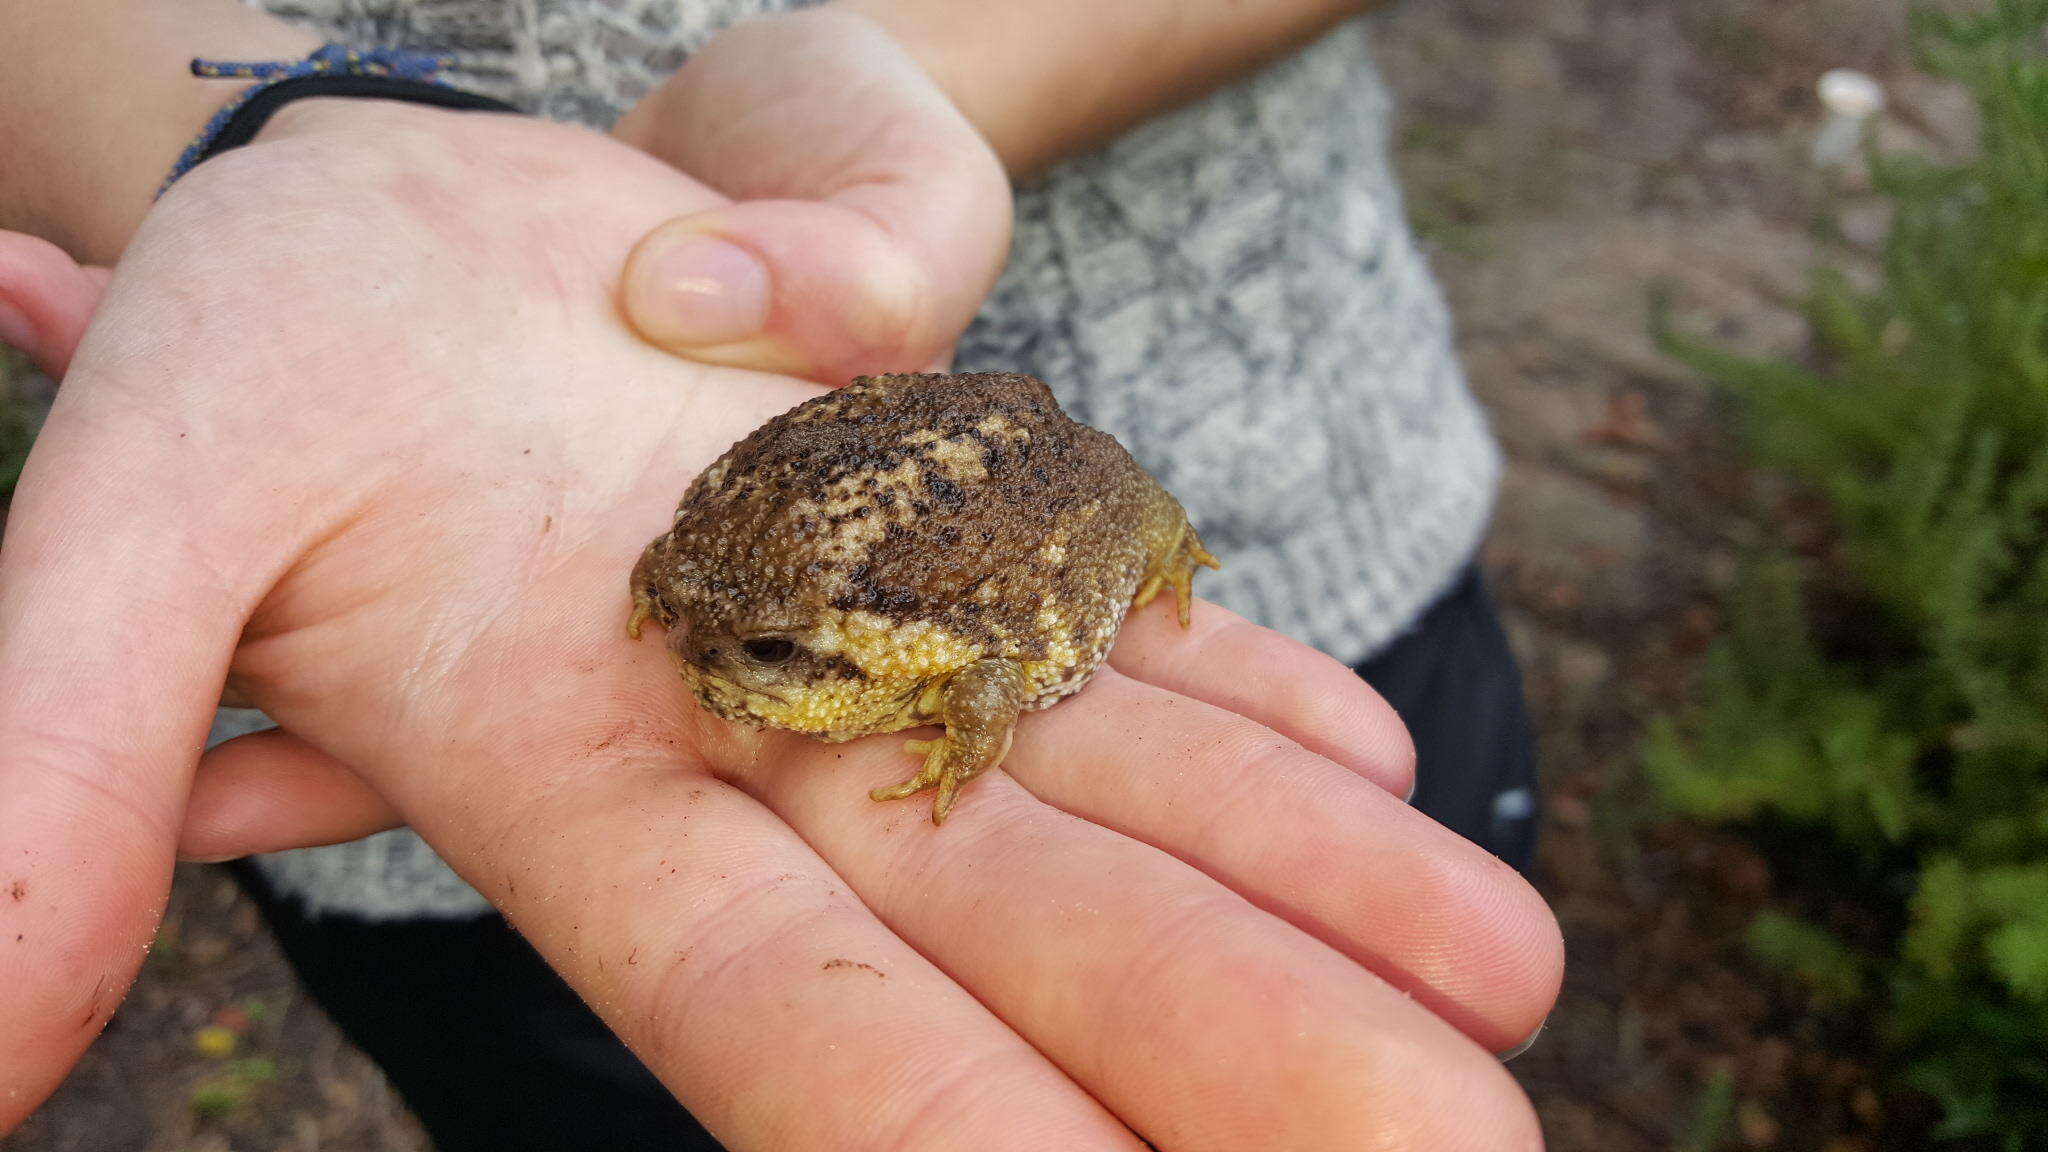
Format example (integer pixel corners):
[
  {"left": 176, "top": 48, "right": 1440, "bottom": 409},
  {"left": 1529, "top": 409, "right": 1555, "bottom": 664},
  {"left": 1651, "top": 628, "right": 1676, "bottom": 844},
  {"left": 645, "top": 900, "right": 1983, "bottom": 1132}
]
[
  {"left": 0, "top": 0, "right": 318, "bottom": 264},
  {"left": 836, "top": 0, "right": 1375, "bottom": 177}
]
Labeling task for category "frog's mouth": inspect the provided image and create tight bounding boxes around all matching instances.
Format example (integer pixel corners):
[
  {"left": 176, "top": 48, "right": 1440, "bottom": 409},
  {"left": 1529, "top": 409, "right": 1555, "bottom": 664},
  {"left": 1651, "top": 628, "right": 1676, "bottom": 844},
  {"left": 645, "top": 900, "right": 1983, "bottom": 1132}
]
[
  {"left": 669, "top": 631, "right": 937, "bottom": 738},
  {"left": 680, "top": 662, "right": 792, "bottom": 707}
]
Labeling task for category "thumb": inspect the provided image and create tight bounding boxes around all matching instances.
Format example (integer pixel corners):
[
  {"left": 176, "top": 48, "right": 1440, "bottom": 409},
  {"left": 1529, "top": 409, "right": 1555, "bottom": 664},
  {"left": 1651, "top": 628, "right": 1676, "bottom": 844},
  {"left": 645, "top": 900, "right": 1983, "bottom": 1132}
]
[
  {"left": 621, "top": 185, "right": 1007, "bottom": 386},
  {"left": 0, "top": 233, "right": 111, "bottom": 378},
  {"left": 613, "top": 7, "right": 1010, "bottom": 385}
]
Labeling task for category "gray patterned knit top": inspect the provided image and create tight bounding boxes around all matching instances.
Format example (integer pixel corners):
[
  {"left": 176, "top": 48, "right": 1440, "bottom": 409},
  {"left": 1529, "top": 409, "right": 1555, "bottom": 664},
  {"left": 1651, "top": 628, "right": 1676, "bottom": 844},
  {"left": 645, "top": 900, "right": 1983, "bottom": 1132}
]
[{"left": 237, "top": 0, "right": 1500, "bottom": 919}]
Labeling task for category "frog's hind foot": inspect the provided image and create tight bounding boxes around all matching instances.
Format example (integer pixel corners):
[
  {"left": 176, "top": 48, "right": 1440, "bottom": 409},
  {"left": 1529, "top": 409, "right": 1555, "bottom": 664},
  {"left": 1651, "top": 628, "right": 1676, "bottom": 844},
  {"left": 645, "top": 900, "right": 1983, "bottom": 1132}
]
[{"left": 1135, "top": 525, "right": 1220, "bottom": 628}]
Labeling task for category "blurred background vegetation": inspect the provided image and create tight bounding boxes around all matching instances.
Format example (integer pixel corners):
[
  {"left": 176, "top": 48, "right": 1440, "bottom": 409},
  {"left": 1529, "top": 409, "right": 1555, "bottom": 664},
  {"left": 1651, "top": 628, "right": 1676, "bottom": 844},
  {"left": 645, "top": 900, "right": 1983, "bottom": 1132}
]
[{"left": 1653, "top": 1, "right": 2048, "bottom": 1145}]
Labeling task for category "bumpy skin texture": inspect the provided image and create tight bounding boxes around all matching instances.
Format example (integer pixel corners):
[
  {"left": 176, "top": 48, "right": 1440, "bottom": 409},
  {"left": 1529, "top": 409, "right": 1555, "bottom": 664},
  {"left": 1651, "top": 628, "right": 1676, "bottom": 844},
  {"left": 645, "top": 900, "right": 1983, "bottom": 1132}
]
[{"left": 630, "top": 372, "right": 1216, "bottom": 822}]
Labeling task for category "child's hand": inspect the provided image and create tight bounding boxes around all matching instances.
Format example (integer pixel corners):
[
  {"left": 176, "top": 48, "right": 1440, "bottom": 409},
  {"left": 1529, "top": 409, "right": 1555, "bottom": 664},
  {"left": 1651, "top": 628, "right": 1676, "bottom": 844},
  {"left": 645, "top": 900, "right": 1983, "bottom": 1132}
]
[{"left": 612, "top": 9, "right": 1011, "bottom": 385}]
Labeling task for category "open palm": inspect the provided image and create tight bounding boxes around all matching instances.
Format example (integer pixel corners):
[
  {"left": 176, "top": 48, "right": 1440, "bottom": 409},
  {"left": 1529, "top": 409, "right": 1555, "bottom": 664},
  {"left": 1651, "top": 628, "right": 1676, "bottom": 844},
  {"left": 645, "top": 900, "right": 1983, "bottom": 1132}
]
[{"left": 0, "top": 103, "right": 1558, "bottom": 1149}]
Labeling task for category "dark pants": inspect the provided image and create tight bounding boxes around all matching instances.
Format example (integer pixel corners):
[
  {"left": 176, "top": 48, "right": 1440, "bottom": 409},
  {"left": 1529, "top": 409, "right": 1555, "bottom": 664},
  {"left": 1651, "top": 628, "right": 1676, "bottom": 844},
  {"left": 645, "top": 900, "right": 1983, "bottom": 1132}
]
[
  {"left": 1353, "top": 563, "right": 1540, "bottom": 873},
  {"left": 234, "top": 563, "right": 1536, "bottom": 1152}
]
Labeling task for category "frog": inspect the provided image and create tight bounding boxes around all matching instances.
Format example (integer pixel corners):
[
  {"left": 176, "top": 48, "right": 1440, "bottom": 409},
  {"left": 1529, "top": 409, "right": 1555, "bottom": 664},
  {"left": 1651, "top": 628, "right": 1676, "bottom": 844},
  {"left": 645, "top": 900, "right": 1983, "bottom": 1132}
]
[{"left": 628, "top": 371, "right": 1217, "bottom": 824}]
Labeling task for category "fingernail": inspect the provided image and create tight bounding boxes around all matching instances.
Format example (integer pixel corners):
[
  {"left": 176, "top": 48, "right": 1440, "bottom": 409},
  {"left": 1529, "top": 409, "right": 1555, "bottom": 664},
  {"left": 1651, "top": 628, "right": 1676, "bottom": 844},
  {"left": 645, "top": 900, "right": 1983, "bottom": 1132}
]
[
  {"left": 628, "top": 232, "right": 770, "bottom": 349},
  {"left": 1498, "top": 1018, "right": 1545, "bottom": 1062}
]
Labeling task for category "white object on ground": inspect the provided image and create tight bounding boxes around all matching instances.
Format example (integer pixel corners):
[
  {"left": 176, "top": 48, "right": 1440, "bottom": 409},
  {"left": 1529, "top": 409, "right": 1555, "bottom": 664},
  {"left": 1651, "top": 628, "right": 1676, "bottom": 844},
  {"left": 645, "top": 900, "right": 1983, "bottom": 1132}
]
[{"left": 1813, "top": 68, "right": 1886, "bottom": 167}]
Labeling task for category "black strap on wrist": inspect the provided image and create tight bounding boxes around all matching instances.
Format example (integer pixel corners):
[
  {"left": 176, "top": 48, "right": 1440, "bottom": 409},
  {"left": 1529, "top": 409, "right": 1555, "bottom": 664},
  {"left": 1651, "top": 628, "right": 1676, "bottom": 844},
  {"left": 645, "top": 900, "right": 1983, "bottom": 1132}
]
[
  {"left": 196, "top": 74, "right": 516, "bottom": 161},
  {"left": 161, "top": 46, "right": 521, "bottom": 196}
]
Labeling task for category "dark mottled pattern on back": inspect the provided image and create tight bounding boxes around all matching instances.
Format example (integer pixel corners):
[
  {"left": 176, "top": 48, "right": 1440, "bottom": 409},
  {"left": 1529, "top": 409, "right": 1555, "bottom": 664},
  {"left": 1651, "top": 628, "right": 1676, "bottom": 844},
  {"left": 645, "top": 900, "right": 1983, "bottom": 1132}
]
[{"left": 653, "top": 373, "right": 1174, "bottom": 669}]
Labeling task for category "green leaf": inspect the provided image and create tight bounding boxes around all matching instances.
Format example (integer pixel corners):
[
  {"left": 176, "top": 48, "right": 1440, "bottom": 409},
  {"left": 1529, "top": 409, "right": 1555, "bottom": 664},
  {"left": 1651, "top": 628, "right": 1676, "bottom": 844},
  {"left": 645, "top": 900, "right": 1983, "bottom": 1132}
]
[
  {"left": 1679, "top": 1066, "right": 1736, "bottom": 1152},
  {"left": 1984, "top": 921, "right": 2048, "bottom": 1000},
  {"left": 1747, "top": 912, "right": 1864, "bottom": 1004},
  {"left": 1906, "top": 856, "right": 1978, "bottom": 980}
]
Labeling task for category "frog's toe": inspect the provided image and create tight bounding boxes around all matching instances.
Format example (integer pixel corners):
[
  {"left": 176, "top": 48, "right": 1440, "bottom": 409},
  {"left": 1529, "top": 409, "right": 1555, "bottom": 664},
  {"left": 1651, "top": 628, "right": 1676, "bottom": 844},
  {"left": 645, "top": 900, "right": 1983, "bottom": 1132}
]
[
  {"left": 626, "top": 596, "right": 655, "bottom": 640},
  {"left": 1133, "top": 573, "right": 1165, "bottom": 610},
  {"left": 1168, "top": 531, "right": 1218, "bottom": 628},
  {"left": 931, "top": 773, "right": 965, "bottom": 825},
  {"left": 868, "top": 738, "right": 949, "bottom": 804},
  {"left": 1168, "top": 564, "right": 1195, "bottom": 627},
  {"left": 868, "top": 772, "right": 936, "bottom": 803}
]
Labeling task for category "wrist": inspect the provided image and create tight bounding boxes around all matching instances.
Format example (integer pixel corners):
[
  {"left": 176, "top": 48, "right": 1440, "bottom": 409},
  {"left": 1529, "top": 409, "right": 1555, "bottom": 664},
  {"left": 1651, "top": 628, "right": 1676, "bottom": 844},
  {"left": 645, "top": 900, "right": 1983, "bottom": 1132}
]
[
  {"left": 188, "top": 97, "right": 498, "bottom": 193},
  {"left": 829, "top": 0, "right": 1368, "bottom": 178},
  {"left": 166, "top": 61, "right": 515, "bottom": 195},
  {"left": 143, "top": 99, "right": 476, "bottom": 244},
  {"left": 0, "top": 0, "right": 320, "bottom": 264}
]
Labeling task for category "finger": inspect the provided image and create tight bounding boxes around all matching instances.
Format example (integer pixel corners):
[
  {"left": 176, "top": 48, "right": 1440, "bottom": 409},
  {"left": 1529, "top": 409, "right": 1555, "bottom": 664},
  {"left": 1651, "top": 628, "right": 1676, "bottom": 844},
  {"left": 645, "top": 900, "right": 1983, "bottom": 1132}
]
[
  {"left": 0, "top": 231, "right": 110, "bottom": 377},
  {"left": 391, "top": 743, "right": 1147, "bottom": 1152},
  {"left": 1109, "top": 597, "right": 1417, "bottom": 799},
  {"left": 733, "top": 736, "right": 1544, "bottom": 1150},
  {"left": 179, "top": 728, "right": 400, "bottom": 862},
  {"left": 1007, "top": 666, "right": 1562, "bottom": 1053},
  {"left": 615, "top": 11, "right": 1008, "bottom": 384},
  {"left": 0, "top": 411, "right": 261, "bottom": 1127},
  {"left": 621, "top": 192, "right": 1005, "bottom": 386}
]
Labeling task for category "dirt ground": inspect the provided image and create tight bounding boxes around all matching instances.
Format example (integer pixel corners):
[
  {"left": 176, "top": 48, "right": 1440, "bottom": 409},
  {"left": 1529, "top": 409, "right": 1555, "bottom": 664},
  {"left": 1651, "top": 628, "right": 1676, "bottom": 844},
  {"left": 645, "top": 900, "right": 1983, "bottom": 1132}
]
[{"left": 4, "top": 1, "right": 1969, "bottom": 1149}]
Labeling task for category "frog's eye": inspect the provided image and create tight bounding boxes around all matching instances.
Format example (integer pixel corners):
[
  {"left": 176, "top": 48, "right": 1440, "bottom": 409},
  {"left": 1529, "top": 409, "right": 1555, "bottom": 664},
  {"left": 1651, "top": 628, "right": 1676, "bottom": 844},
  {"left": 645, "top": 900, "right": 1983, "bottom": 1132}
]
[{"left": 741, "top": 637, "right": 799, "bottom": 665}]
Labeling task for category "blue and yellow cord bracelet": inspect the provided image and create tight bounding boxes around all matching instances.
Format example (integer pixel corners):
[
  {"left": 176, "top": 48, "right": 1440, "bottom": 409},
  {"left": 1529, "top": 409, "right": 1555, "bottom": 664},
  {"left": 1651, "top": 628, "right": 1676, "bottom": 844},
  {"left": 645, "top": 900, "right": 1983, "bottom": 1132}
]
[{"left": 160, "top": 43, "right": 515, "bottom": 196}]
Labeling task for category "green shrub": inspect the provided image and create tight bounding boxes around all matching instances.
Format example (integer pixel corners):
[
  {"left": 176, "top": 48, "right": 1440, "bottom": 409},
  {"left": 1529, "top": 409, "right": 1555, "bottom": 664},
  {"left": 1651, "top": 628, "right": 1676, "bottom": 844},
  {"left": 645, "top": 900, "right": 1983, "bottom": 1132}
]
[{"left": 1651, "top": 1, "right": 2048, "bottom": 1143}]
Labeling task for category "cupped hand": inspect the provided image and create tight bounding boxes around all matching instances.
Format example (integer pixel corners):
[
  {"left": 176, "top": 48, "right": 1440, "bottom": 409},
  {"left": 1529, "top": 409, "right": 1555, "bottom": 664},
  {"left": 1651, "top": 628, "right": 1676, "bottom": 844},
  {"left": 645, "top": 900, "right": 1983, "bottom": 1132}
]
[
  {"left": 0, "top": 103, "right": 1558, "bottom": 1148},
  {"left": 612, "top": 7, "right": 1010, "bottom": 384}
]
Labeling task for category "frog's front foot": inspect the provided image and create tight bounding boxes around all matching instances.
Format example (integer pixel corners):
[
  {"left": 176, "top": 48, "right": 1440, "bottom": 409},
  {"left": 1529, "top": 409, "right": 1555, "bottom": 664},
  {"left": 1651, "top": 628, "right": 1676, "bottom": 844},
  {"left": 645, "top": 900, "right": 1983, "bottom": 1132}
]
[
  {"left": 870, "top": 729, "right": 1017, "bottom": 824},
  {"left": 626, "top": 592, "right": 658, "bottom": 640},
  {"left": 627, "top": 537, "right": 672, "bottom": 640},
  {"left": 869, "top": 737, "right": 956, "bottom": 819},
  {"left": 867, "top": 659, "right": 1026, "bottom": 824}
]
